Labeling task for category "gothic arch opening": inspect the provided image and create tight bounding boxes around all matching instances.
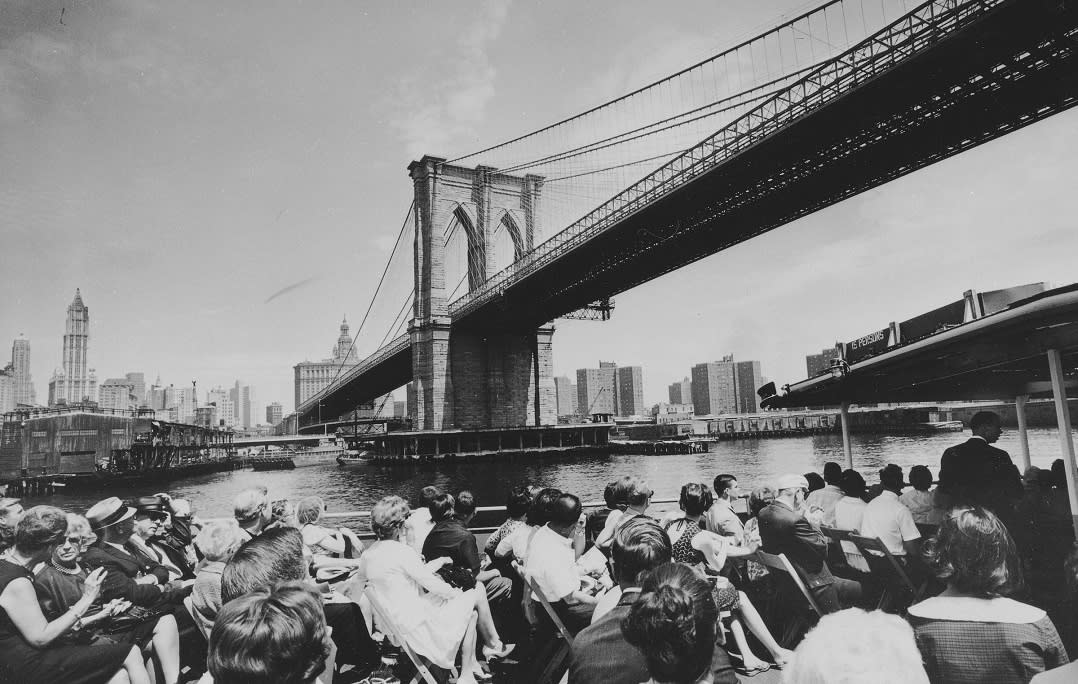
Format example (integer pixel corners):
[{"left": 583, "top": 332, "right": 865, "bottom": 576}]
[
  {"left": 490, "top": 210, "right": 525, "bottom": 274},
  {"left": 444, "top": 205, "right": 484, "bottom": 302}
]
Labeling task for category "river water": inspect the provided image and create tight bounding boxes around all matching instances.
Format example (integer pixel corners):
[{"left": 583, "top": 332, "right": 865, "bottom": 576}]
[{"left": 18, "top": 428, "right": 1076, "bottom": 525}]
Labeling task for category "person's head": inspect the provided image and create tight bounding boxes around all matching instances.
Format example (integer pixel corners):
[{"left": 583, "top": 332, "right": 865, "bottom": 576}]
[
  {"left": 195, "top": 520, "right": 248, "bottom": 564},
  {"left": 879, "top": 464, "right": 905, "bottom": 494},
  {"left": 13, "top": 505, "right": 67, "bottom": 564},
  {"left": 208, "top": 581, "right": 331, "bottom": 684},
  {"left": 839, "top": 469, "right": 867, "bottom": 500},
  {"left": 221, "top": 526, "right": 307, "bottom": 604},
  {"left": 775, "top": 474, "right": 810, "bottom": 508},
  {"left": 370, "top": 495, "right": 410, "bottom": 541},
  {"left": 53, "top": 513, "right": 95, "bottom": 567},
  {"left": 603, "top": 481, "right": 618, "bottom": 510},
  {"left": 133, "top": 495, "right": 170, "bottom": 540},
  {"left": 613, "top": 475, "right": 652, "bottom": 510},
  {"left": 85, "top": 496, "right": 136, "bottom": 542},
  {"left": 678, "top": 482, "right": 714, "bottom": 517},
  {"left": 783, "top": 608, "right": 929, "bottom": 684},
  {"left": 505, "top": 486, "right": 532, "bottom": 520},
  {"left": 1022, "top": 465, "right": 1041, "bottom": 487},
  {"left": 271, "top": 499, "right": 298, "bottom": 528},
  {"left": 713, "top": 474, "right": 739, "bottom": 501},
  {"left": 1051, "top": 459, "right": 1067, "bottom": 489},
  {"left": 294, "top": 497, "right": 327, "bottom": 527},
  {"left": 747, "top": 486, "right": 775, "bottom": 518},
  {"left": 170, "top": 498, "right": 193, "bottom": 521},
  {"left": 611, "top": 517, "right": 672, "bottom": 588},
  {"left": 622, "top": 563, "right": 717, "bottom": 684},
  {"left": 909, "top": 465, "right": 933, "bottom": 492},
  {"left": 822, "top": 462, "right": 843, "bottom": 486},
  {"left": 804, "top": 472, "right": 825, "bottom": 493},
  {"left": 525, "top": 488, "right": 562, "bottom": 527},
  {"left": 455, "top": 491, "right": 476, "bottom": 524},
  {"left": 924, "top": 506, "right": 1022, "bottom": 598},
  {"left": 417, "top": 485, "right": 441, "bottom": 512},
  {"left": 547, "top": 493, "right": 582, "bottom": 537},
  {"left": 428, "top": 492, "right": 456, "bottom": 523},
  {"left": 0, "top": 498, "right": 24, "bottom": 550},
  {"left": 969, "top": 411, "right": 1002, "bottom": 443},
  {"left": 234, "top": 486, "right": 272, "bottom": 532}
]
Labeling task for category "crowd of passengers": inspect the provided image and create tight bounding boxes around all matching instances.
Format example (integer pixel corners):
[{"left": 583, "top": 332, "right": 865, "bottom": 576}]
[{"left": 0, "top": 410, "right": 1076, "bottom": 684}]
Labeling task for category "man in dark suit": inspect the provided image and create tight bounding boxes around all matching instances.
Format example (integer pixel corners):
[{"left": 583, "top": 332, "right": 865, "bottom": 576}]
[
  {"left": 81, "top": 496, "right": 187, "bottom": 607},
  {"left": 938, "top": 411, "right": 1022, "bottom": 514},
  {"left": 569, "top": 517, "right": 737, "bottom": 684},
  {"left": 759, "top": 474, "right": 861, "bottom": 614}
]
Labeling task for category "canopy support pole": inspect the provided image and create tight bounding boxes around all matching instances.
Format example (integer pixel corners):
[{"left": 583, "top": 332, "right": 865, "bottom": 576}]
[
  {"left": 1015, "top": 394, "right": 1031, "bottom": 473},
  {"left": 1046, "top": 349, "right": 1078, "bottom": 542},
  {"left": 840, "top": 401, "right": 853, "bottom": 469}
]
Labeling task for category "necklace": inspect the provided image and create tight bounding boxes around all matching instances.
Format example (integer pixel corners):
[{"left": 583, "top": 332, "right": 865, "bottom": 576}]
[{"left": 49, "top": 559, "right": 82, "bottom": 575}]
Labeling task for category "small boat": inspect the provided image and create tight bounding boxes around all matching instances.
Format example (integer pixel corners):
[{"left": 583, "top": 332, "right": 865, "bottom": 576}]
[
  {"left": 250, "top": 456, "right": 296, "bottom": 471},
  {"left": 336, "top": 450, "right": 371, "bottom": 467}
]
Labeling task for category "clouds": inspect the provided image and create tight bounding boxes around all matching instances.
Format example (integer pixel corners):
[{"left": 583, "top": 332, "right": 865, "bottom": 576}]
[{"left": 385, "top": 0, "right": 512, "bottom": 158}]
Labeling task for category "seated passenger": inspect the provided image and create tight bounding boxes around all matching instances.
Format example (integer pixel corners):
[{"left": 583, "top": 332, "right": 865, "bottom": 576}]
[
  {"left": 523, "top": 493, "right": 596, "bottom": 634},
  {"left": 621, "top": 562, "right": 722, "bottom": 684},
  {"left": 860, "top": 465, "right": 923, "bottom": 571},
  {"left": 232, "top": 486, "right": 273, "bottom": 540},
  {"left": 900, "top": 465, "right": 941, "bottom": 525},
  {"left": 705, "top": 474, "right": 745, "bottom": 543},
  {"left": 484, "top": 486, "right": 531, "bottom": 562},
  {"left": 0, "top": 505, "right": 150, "bottom": 684},
  {"left": 494, "top": 487, "right": 559, "bottom": 565},
  {"left": 190, "top": 520, "right": 247, "bottom": 635},
  {"left": 422, "top": 491, "right": 511, "bottom": 606},
  {"left": 0, "top": 497, "right": 24, "bottom": 553},
  {"left": 833, "top": 470, "right": 869, "bottom": 573},
  {"left": 204, "top": 582, "right": 330, "bottom": 684},
  {"left": 805, "top": 462, "right": 845, "bottom": 528},
  {"left": 128, "top": 496, "right": 186, "bottom": 581},
  {"left": 296, "top": 496, "right": 363, "bottom": 567},
  {"left": 784, "top": 608, "right": 928, "bottom": 684},
  {"left": 403, "top": 485, "right": 440, "bottom": 553},
  {"left": 908, "top": 506, "right": 1069, "bottom": 683},
  {"left": 595, "top": 476, "right": 653, "bottom": 551}
]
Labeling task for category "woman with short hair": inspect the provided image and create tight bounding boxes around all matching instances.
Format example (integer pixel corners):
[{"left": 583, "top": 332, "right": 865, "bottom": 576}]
[
  {"left": 347, "top": 495, "right": 513, "bottom": 684},
  {"left": 206, "top": 582, "right": 330, "bottom": 684},
  {"left": 908, "top": 506, "right": 1069, "bottom": 683},
  {"left": 0, "top": 506, "right": 150, "bottom": 684},
  {"left": 296, "top": 496, "right": 363, "bottom": 562},
  {"left": 190, "top": 520, "right": 249, "bottom": 635},
  {"left": 595, "top": 476, "right": 654, "bottom": 551},
  {"left": 622, "top": 562, "right": 717, "bottom": 684}
]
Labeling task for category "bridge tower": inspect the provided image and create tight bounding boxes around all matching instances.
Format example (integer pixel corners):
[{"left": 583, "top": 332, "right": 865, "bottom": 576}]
[{"left": 408, "top": 156, "right": 556, "bottom": 431}]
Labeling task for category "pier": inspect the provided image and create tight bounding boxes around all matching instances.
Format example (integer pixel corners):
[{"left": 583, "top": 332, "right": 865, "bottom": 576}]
[{"left": 360, "top": 422, "right": 610, "bottom": 463}]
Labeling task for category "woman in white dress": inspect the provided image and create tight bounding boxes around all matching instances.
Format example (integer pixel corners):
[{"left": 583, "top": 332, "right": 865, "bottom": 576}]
[{"left": 348, "top": 496, "right": 512, "bottom": 684}]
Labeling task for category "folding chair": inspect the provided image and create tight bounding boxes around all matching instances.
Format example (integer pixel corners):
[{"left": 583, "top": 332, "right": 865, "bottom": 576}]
[
  {"left": 522, "top": 575, "right": 573, "bottom": 684},
  {"left": 365, "top": 589, "right": 461, "bottom": 684},
  {"left": 820, "top": 526, "right": 854, "bottom": 574},
  {"left": 752, "top": 550, "right": 822, "bottom": 647},
  {"left": 847, "top": 533, "right": 925, "bottom": 613}
]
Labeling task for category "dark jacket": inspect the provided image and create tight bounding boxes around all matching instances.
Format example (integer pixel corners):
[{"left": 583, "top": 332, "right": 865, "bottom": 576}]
[
  {"left": 568, "top": 590, "right": 737, "bottom": 684},
  {"left": 939, "top": 438, "right": 1022, "bottom": 512},
  {"left": 758, "top": 499, "right": 834, "bottom": 589},
  {"left": 422, "top": 518, "right": 480, "bottom": 575},
  {"left": 81, "top": 542, "right": 181, "bottom": 606}
]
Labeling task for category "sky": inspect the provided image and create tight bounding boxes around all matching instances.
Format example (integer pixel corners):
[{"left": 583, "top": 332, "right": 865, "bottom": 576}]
[{"left": 2, "top": 0, "right": 1076, "bottom": 416}]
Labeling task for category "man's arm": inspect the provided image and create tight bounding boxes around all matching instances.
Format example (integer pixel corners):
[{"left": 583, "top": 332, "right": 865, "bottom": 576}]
[{"left": 792, "top": 516, "right": 828, "bottom": 559}]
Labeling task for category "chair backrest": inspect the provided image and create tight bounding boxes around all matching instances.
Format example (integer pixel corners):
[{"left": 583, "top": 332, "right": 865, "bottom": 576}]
[
  {"left": 525, "top": 574, "right": 575, "bottom": 644},
  {"left": 364, "top": 589, "right": 442, "bottom": 684},
  {"left": 183, "top": 595, "right": 211, "bottom": 641},
  {"left": 846, "top": 533, "right": 914, "bottom": 593},
  {"left": 1030, "top": 661, "right": 1078, "bottom": 683},
  {"left": 915, "top": 523, "right": 938, "bottom": 540},
  {"left": 820, "top": 526, "right": 853, "bottom": 544},
  {"left": 753, "top": 550, "right": 823, "bottom": 616}
]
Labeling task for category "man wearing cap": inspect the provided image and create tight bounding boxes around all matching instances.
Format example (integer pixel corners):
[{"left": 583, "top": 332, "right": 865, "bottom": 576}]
[
  {"left": 0, "top": 497, "right": 23, "bottom": 553},
  {"left": 128, "top": 495, "right": 189, "bottom": 581},
  {"left": 758, "top": 474, "right": 861, "bottom": 614},
  {"left": 81, "top": 497, "right": 187, "bottom": 606},
  {"left": 233, "top": 486, "right": 273, "bottom": 539},
  {"left": 860, "top": 465, "right": 922, "bottom": 566}
]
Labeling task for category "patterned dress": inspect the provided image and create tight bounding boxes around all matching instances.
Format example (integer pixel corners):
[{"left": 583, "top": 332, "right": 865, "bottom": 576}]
[{"left": 666, "top": 518, "right": 740, "bottom": 611}]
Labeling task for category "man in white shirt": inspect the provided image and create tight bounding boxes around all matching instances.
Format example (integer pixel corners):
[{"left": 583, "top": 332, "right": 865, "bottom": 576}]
[
  {"left": 524, "top": 493, "right": 596, "bottom": 634},
  {"left": 705, "top": 474, "right": 745, "bottom": 543},
  {"left": 404, "top": 485, "right": 440, "bottom": 554},
  {"left": 805, "top": 462, "right": 845, "bottom": 527},
  {"left": 861, "top": 465, "right": 922, "bottom": 565}
]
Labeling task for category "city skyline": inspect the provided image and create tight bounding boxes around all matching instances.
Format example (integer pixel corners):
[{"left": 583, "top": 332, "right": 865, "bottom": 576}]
[{"left": 2, "top": 1, "right": 1077, "bottom": 414}]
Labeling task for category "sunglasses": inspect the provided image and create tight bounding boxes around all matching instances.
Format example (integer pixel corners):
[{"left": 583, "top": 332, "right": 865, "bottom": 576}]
[{"left": 60, "top": 536, "right": 87, "bottom": 547}]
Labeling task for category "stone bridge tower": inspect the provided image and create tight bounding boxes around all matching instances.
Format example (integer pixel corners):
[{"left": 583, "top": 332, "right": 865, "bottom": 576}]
[{"left": 408, "top": 156, "right": 556, "bottom": 431}]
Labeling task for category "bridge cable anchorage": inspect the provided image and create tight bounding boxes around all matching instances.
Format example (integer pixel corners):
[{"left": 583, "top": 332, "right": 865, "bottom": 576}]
[{"left": 322, "top": 200, "right": 415, "bottom": 402}]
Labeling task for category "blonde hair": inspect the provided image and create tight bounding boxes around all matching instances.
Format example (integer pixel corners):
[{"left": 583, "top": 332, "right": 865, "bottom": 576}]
[
  {"left": 370, "top": 496, "right": 410, "bottom": 540},
  {"left": 65, "top": 513, "right": 97, "bottom": 548},
  {"left": 194, "top": 520, "right": 247, "bottom": 563},
  {"left": 294, "top": 497, "right": 326, "bottom": 526}
]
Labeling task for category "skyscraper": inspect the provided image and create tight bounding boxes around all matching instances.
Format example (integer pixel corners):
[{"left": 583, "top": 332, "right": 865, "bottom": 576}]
[
  {"left": 124, "top": 372, "right": 146, "bottom": 407},
  {"left": 576, "top": 365, "right": 617, "bottom": 416},
  {"left": 617, "top": 366, "right": 645, "bottom": 416},
  {"left": 734, "top": 360, "right": 763, "bottom": 414},
  {"left": 10, "top": 336, "right": 35, "bottom": 406},
  {"left": 691, "top": 356, "right": 765, "bottom": 415},
  {"left": 668, "top": 377, "right": 691, "bottom": 405},
  {"left": 98, "top": 378, "right": 135, "bottom": 411},
  {"left": 0, "top": 367, "right": 14, "bottom": 414},
  {"left": 266, "top": 402, "right": 284, "bottom": 425},
  {"left": 48, "top": 289, "right": 97, "bottom": 406},
  {"left": 554, "top": 376, "right": 577, "bottom": 417},
  {"left": 294, "top": 317, "right": 361, "bottom": 409},
  {"left": 805, "top": 347, "right": 840, "bottom": 378}
]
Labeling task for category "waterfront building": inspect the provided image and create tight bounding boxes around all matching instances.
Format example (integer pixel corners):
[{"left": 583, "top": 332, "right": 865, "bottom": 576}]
[
  {"left": 555, "top": 376, "right": 577, "bottom": 417},
  {"left": 668, "top": 376, "right": 691, "bottom": 405},
  {"left": 577, "top": 363, "right": 617, "bottom": 416},
  {"left": 691, "top": 356, "right": 765, "bottom": 415},
  {"left": 124, "top": 372, "right": 146, "bottom": 407},
  {"left": 735, "top": 360, "right": 764, "bottom": 413},
  {"left": 266, "top": 402, "right": 284, "bottom": 425},
  {"left": 48, "top": 289, "right": 97, "bottom": 406},
  {"left": 172, "top": 386, "right": 195, "bottom": 423},
  {"left": 806, "top": 346, "right": 841, "bottom": 378},
  {"left": 617, "top": 366, "right": 645, "bottom": 416},
  {"left": 98, "top": 378, "right": 135, "bottom": 411},
  {"left": 194, "top": 406, "right": 216, "bottom": 430},
  {"left": 652, "top": 402, "right": 694, "bottom": 424},
  {"left": 0, "top": 367, "right": 14, "bottom": 414},
  {"left": 10, "top": 335, "right": 36, "bottom": 406},
  {"left": 206, "top": 387, "right": 235, "bottom": 428},
  {"left": 230, "top": 381, "right": 254, "bottom": 428},
  {"left": 294, "top": 317, "right": 361, "bottom": 409}
]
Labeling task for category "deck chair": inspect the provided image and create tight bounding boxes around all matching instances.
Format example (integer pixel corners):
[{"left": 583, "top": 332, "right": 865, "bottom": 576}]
[
  {"left": 1030, "top": 661, "right": 1078, "bottom": 683},
  {"left": 820, "top": 526, "right": 854, "bottom": 574},
  {"left": 523, "top": 575, "right": 574, "bottom": 684},
  {"left": 365, "top": 589, "right": 460, "bottom": 684},
  {"left": 752, "top": 550, "right": 822, "bottom": 647},
  {"left": 847, "top": 533, "right": 925, "bottom": 613}
]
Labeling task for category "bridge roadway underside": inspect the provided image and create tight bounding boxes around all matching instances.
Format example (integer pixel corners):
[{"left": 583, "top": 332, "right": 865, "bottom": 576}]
[
  {"left": 454, "top": 0, "right": 1078, "bottom": 332},
  {"left": 307, "top": 0, "right": 1078, "bottom": 424}
]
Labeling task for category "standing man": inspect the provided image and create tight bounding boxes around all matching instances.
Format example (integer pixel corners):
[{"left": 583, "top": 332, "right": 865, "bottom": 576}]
[
  {"left": 938, "top": 411, "right": 1022, "bottom": 515},
  {"left": 758, "top": 474, "right": 861, "bottom": 614},
  {"left": 706, "top": 474, "right": 745, "bottom": 543}
]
